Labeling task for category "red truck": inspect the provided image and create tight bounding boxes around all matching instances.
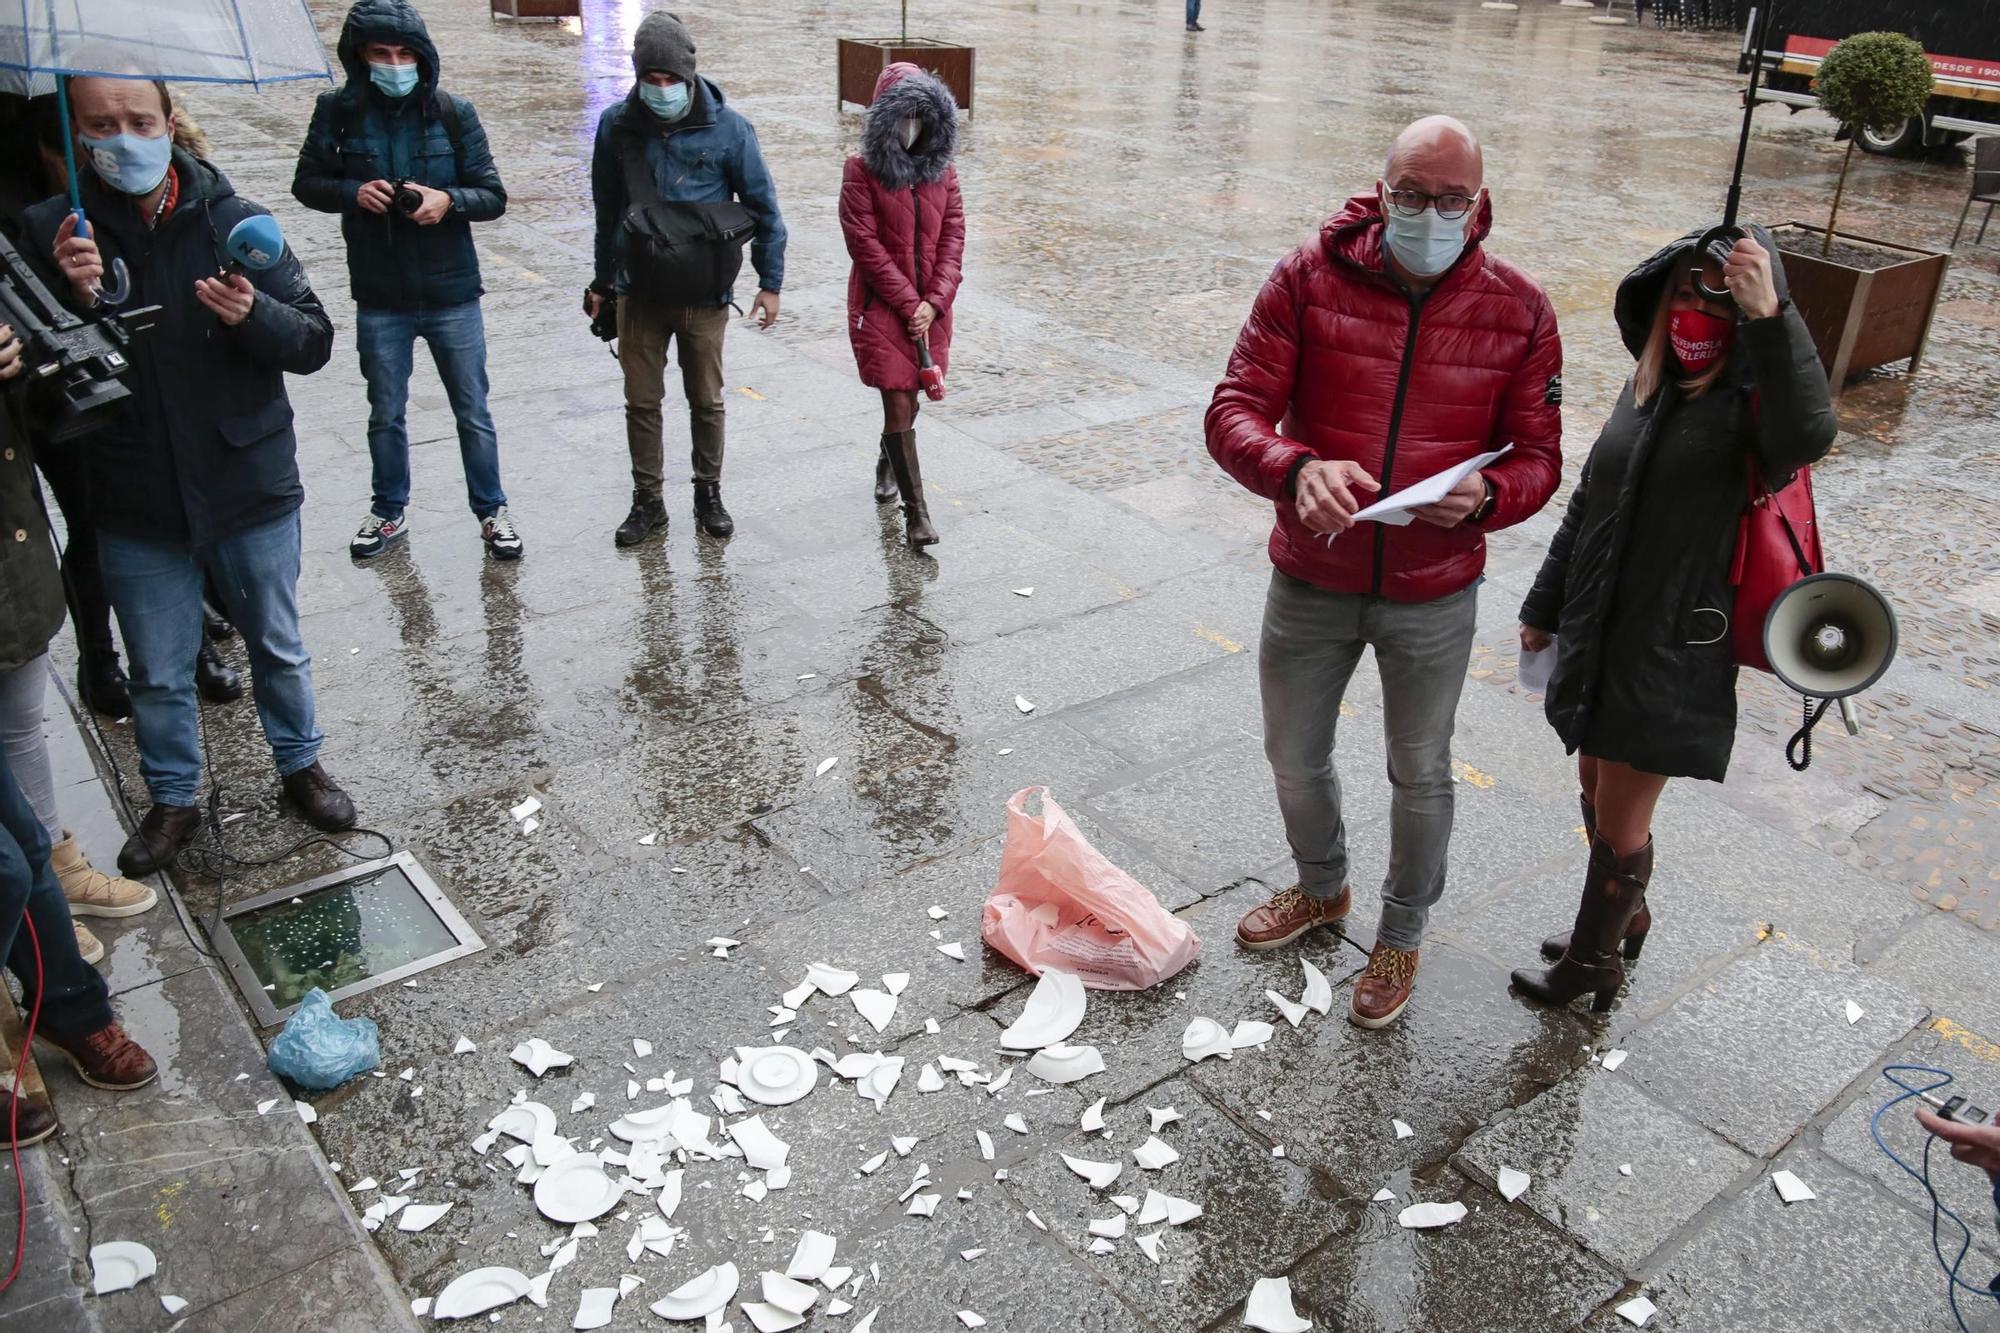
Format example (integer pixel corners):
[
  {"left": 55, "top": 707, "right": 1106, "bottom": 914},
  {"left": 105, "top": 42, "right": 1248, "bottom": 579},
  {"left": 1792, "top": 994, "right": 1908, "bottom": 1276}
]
[{"left": 1745, "top": 0, "right": 2000, "bottom": 154}]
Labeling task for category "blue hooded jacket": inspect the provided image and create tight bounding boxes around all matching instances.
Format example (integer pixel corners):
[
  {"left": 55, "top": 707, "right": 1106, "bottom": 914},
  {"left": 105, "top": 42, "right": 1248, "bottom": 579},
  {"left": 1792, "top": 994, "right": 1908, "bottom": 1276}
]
[
  {"left": 589, "top": 78, "right": 786, "bottom": 301},
  {"left": 292, "top": 0, "right": 505, "bottom": 310}
]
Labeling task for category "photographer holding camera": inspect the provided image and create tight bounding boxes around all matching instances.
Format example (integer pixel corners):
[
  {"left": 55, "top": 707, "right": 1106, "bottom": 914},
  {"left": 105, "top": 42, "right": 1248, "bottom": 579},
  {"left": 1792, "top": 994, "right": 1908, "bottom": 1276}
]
[
  {"left": 26, "top": 74, "right": 355, "bottom": 875},
  {"left": 293, "top": 0, "right": 518, "bottom": 562}
]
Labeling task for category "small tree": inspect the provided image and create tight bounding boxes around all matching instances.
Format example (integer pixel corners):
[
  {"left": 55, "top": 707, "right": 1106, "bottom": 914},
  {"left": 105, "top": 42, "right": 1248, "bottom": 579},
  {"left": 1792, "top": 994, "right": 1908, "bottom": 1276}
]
[{"left": 1814, "top": 31, "right": 1934, "bottom": 255}]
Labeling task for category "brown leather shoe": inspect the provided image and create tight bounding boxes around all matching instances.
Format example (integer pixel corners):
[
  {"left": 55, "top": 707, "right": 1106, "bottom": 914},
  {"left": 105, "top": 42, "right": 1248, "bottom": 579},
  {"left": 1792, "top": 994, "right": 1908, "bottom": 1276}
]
[
  {"left": 0, "top": 1091, "right": 56, "bottom": 1146},
  {"left": 282, "top": 762, "right": 357, "bottom": 832},
  {"left": 1350, "top": 943, "right": 1419, "bottom": 1029},
  {"left": 39, "top": 1021, "right": 158, "bottom": 1091},
  {"left": 1236, "top": 884, "right": 1351, "bottom": 950},
  {"left": 116, "top": 802, "right": 201, "bottom": 878}
]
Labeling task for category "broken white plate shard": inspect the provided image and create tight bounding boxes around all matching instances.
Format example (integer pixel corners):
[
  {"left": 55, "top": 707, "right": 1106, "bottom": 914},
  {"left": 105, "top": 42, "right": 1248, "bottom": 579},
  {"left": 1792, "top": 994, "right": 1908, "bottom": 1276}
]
[
  {"left": 519, "top": 817, "right": 541, "bottom": 835},
  {"left": 1015, "top": 695, "right": 1035, "bottom": 714},
  {"left": 1243, "top": 1276, "right": 1313, "bottom": 1333},
  {"left": 850, "top": 988, "right": 898, "bottom": 1034},
  {"left": 617, "top": 1276, "right": 640, "bottom": 1298},
  {"left": 1300, "top": 959, "right": 1334, "bottom": 1016},
  {"left": 510, "top": 796, "right": 542, "bottom": 822},
  {"left": 959, "top": 1248, "right": 988, "bottom": 1262},
  {"left": 728, "top": 1115, "right": 792, "bottom": 1171},
  {"left": 1137, "top": 1189, "right": 1203, "bottom": 1226},
  {"left": 937, "top": 942, "right": 967, "bottom": 961},
  {"left": 762, "top": 1271, "right": 821, "bottom": 1315},
  {"left": 398, "top": 1202, "right": 454, "bottom": 1232},
  {"left": 831, "top": 1052, "right": 887, "bottom": 1081},
  {"left": 572, "top": 1091, "right": 597, "bottom": 1114},
  {"left": 1181, "top": 1017, "right": 1233, "bottom": 1063},
  {"left": 918, "top": 1064, "right": 946, "bottom": 1093},
  {"left": 1112, "top": 1194, "right": 1140, "bottom": 1215},
  {"left": 1771, "top": 1170, "right": 1816, "bottom": 1204},
  {"left": 766, "top": 1164, "right": 794, "bottom": 1191},
  {"left": 534, "top": 1154, "right": 622, "bottom": 1224},
  {"left": 1088, "top": 1214, "right": 1127, "bottom": 1239},
  {"left": 657, "top": 1170, "right": 684, "bottom": 1219},
  {"left": 1012, "top": 587, "right": 1034, "bottom": 598},
  {"left": 649, "top": 1262, "right": 738, "bottom": 1321},
  {"left": 432, "top": 1266, "right": 534, "bottom": 1321},
  {"left": 786, "top": 1231, "right": 837, "bottom": 1283},
  {"left": 257, "top": 1097, "right": 280, "bottom": 1116},
  {"left": 1844, "top": 1000, "right": 1865, "bottom": 1026},
  {"left": 821, "top": 1266, "right": 854, "bottom": 1292},
  {"left": 1371, "top": 1188, "right": 1396, "bottom": 1203},
  {"left": 1081, "top": 1097, "right": 1107, "bottom": 1132},
  {"left": 633, "top": 1038, "right": 653, "bottom": 1058},
  {"left": 1230, "top": 1019, "right": 1276, "bottom": 1049},
  {"left": 1600, "top": 1048, "right": 1629, "bottom": 1073},
  {"left": 782, "top": 981, "right": 817, "bottom": 1010},
  {"left": 1397, "top": 1200, "right": 1469, "bottom": 1230},
  {"left": 638, "top": 832, "right": 658, "bottom": 847},
  {"left": 881, "top": 971, "right": 910, "bottom": 997},
  {"left": 858, "top": 1058, "right": 905, "bottom": 1109},
  {"left": 858, "top": 1151, "right": 889, "bottom": 1175},
  {"left": 161, "top": 1295, "right": 189, "bottom": 1315},
  {"left": 1026, "top": 1210, "right": 1047, "bottom": 1231},
  {"left": 1149, "top": 1106, "right": 1182, "bottom": 1132},
  {"left": 572, "top": 1286, "right": 619, "bottom": 1331},
  {"left": 1266, "top": 989, "right": 1310, "bottom": 1028},
  {"left": 1027, "top": 1044, "right": 1105, "bottom": 1084},
  {"left": 89, "top": 1241, "right": 157, "bottom": 1296},
  {"left": 1135, "top": 1230, "right": 1165, "bottom": 1265},
  {"left": 892, "top": 1135, "right": 920, "bottom": 1156},
  {"left": 977, "top": 1130, "right": 996, "bottom": 1160},
  {"left": 346, "top": 1176, "right": 380, "bottom": 1193},
  {"left": 1002, "top": 1114, "right": 1028, "bottom": 1136},
  {"left": 805, "top": 963, "right": 861, "bottom": 996},
  {"left": 985, "top": 1067, "right": 1014, "bottom": 1096},
  {"left": 606, "top": 1103, "right": 676, "bottom": 1144},
  {"left": 1392, "top": 1119, "right": 1414, "bottom": 1140},
  {"left": 816, "top": 757, "right": 840, "bottom": 777},
  {"left": 1616, "top": 1294, "right": 1658, "bottom": 1327},
  {"left": 510, "top": 1038, "right": 575, "bottom": 1078},
  {"left": 958, "top": 1313, "right": 987, "bottom": 1329},
  {"left": 1088, "top": 1237, "right": 1116, "bottom": 1255},
  {"left": 927, "top": 905, "right": 949, "bottom": 920},
  {"left": 295, "top": 1100, "right": 318, "bottom": 1124},
  {"left": 744, "top": 1301, "right": 807, "bottom": 1333},
  {"left": 1496, "top": 1168, "right": 1531, "bottom": 1202},
  {"left": 906, "top": 1193, "right": 942, "bottom": 1217},
  {"left": 1061, "top": 1153, "right": 1122, "bottom": 1190},
  {"left": 1619, "top": 1163, "right": 1634, "bottom": 1177},
  {"left": 1133, "top": 1136, "right": 1182, "bottom": 1170},
  {"left": 453, "top": 1035, "right": 477, "bottom": 1055},
  {"left": 737, "top": 1046, "right": 820, "bottom": 1106}
]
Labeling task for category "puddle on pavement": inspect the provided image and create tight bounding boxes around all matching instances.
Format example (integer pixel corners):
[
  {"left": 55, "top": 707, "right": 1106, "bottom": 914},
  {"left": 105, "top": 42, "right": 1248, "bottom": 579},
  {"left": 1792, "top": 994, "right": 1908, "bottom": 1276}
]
[{"left": 227, "top": 864, "right": 463, "bottom": 1010}]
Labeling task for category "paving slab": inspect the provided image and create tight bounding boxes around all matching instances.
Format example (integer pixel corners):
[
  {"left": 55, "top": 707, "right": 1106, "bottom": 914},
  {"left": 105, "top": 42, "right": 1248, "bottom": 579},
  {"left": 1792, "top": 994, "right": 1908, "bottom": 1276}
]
[{"left": 1863, "top": 912, "right": 2000, "bottom": 1042}]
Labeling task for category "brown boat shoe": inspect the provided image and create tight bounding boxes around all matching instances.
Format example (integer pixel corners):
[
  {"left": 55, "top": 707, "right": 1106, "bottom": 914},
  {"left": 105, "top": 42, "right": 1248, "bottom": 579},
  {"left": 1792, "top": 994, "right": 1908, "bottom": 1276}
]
[
  {"left": 1236, "top": 884, "right": 1352, "bottom": 951},
  {"left": 1350, "top": 943, "right": 1419, "bottom": 1029}
]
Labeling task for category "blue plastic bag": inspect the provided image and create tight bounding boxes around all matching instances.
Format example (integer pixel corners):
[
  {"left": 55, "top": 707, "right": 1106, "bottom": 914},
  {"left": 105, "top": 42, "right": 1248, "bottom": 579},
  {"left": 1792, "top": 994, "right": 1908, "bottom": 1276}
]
[{"left": 266, "top": 988, "right": 380, "bottom": 1090}]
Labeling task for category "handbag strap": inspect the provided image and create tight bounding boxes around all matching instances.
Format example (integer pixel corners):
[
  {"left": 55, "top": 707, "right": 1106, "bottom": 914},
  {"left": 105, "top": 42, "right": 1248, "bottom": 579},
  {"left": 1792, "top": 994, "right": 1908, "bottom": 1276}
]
[
  {"left": 618, "top": 116, "right": 664, "bottom": 210},
  {"left": 1746, "top": 455, "right": 1815, "bottom": 578},
  {"left": 912, "top": 186, "right": 924, "bottom": 302}
]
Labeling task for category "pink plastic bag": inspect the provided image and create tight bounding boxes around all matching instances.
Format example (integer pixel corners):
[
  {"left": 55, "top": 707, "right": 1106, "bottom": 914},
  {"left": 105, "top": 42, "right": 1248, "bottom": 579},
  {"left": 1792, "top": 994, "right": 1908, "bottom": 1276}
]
[{"left": 982, "top": 787, "right": 1201, "bottom": 991}]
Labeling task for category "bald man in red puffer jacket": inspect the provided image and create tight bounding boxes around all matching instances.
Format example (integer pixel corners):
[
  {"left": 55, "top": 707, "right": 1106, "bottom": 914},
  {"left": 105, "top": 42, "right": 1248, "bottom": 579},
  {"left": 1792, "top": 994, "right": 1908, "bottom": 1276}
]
[{"left": 1208, "top": 116, "right": 1562, "bottom": 1031}]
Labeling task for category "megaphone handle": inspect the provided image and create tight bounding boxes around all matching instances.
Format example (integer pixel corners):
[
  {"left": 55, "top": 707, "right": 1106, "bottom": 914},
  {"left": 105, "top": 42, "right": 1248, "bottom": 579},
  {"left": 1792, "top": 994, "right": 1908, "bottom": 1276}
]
[{"left": 1785, "top": 695, "right": 1832, "bottom": 772}]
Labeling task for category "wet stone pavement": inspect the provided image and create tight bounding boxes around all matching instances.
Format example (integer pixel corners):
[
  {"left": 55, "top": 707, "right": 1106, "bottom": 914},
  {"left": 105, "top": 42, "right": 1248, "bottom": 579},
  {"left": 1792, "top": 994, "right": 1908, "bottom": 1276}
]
[{"left": 8, "top": 0, "right": 2000, "bottom": 1329}]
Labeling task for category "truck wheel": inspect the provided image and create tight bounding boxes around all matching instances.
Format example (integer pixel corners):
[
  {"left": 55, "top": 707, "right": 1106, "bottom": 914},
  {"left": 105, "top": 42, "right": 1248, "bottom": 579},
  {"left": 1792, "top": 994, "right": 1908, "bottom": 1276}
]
[{"left": 1856, "top": 116, "right": 1925, "bottom": 156}]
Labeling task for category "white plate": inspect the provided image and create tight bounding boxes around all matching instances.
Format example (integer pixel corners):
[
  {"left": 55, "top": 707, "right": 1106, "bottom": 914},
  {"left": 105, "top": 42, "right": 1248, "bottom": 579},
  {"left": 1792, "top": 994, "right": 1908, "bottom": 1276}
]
[
  {"left": 999, "top": 968, "right": 1086, "bottom": 1050},
  {"left": 487, "top": 1100, "right": 558, "bottom": 1144},
  {"left": 738, "top": 1046, "right": 819, "bottom": 1106},
  {"left": 607, "top": 1102, "right": 679, "bottom": 1144},
  {"left": 532, "top": 1154, "right": 622, "bottom": 1224},
  {"left": 89, "top": 1240, "right": 157, "bottom": 1295},
  {"left": 648, "top": 1262, "right": 739, "bottom": 1321},
  {"left": 431, "top": 1266, "right": 533, "bottom": 1320}
]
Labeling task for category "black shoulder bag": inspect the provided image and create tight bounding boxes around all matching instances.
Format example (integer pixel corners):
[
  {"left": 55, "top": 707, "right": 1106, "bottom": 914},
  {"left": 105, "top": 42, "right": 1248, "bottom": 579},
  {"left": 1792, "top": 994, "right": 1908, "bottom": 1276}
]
[{"left": 617, "top": 127, "right": 756, "bottom": 306}]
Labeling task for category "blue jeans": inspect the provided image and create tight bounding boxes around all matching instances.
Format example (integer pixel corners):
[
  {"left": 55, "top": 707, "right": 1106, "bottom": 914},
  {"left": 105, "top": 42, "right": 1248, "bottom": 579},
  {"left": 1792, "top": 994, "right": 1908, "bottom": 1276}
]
[
  {"left": 1186, "top": 0, "right": 1201, "bottom": 23},
  {"left": 99, "top": 512, "right": 324, "bottom": 807},
  {"left": 0, "top": 742, "right": 111, "bottom": 1040},
  {"left": 357, "top": 301, "right": 507, "bottom": 521}
]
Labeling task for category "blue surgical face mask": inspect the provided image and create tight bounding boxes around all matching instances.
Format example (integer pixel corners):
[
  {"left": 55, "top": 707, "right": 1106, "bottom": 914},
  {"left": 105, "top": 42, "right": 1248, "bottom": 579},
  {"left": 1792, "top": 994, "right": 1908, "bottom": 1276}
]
[
  {"left": 639, "top": 80, "right": 690, "bottom": 121},
  {"left": 81, "top": 130, "right": 173, "bottom": 196},
  {"left": 369, "top": 60, "right": 420, "bottom": 98},
  {"left": 1380, "top": 186, "right": 1479, "bottom": 278}
]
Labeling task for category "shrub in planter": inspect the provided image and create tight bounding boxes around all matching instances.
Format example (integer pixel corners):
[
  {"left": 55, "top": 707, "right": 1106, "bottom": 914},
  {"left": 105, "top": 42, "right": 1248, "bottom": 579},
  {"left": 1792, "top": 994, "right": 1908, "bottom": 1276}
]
[{"left": 1813, "top": 32, "right": 1933, "bottom": 255}]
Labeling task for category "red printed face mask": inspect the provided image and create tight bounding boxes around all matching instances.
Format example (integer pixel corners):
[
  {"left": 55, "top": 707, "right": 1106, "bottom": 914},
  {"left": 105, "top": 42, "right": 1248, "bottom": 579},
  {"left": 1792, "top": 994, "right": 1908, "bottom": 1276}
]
[{"left": 1668, "top": 307, "right": 1734, "bottom": 374}]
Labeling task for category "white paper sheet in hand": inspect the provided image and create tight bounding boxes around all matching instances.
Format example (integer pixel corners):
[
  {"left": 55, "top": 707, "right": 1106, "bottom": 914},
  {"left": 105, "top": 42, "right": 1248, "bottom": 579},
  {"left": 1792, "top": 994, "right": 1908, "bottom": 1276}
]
[
  {"left": 1338, "top": 443, "right": 1513, "bottom": 532},
  {"left": 1518, "top": 639, "right": 1557, "bottom": 694}
]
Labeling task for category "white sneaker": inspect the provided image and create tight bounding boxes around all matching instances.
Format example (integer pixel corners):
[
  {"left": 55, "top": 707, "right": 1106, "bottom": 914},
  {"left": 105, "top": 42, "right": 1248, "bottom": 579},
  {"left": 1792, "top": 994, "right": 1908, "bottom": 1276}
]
[
  {"left": 351, "top": 512, "right": 409, "bottom": 559},
  {"left": 481, "top": 506, "right": 523, "bottom": 561}
]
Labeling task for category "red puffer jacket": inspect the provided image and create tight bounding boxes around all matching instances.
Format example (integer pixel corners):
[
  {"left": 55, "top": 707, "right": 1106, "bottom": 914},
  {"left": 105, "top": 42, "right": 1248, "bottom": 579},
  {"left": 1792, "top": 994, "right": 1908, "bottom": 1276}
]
[
  {"left": 841, "top": 64, "right": 965, "bottom": 392},
  {"left": 1206, "top": 192, "right": 1564, "bottom": 602}
]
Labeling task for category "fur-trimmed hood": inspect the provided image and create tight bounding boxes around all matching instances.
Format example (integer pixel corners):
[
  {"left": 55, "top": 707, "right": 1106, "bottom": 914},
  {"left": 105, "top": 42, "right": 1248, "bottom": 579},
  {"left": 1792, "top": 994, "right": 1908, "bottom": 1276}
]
[{"left": 861, "top": 63, "right": 958, "bottom": 190}]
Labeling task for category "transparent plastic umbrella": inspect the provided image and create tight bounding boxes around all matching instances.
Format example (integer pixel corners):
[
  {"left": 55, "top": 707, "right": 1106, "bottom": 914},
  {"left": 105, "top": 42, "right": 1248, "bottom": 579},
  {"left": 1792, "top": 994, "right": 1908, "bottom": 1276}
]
[{"left": 0, "top": 0, "right": 331, "bottom": 299}]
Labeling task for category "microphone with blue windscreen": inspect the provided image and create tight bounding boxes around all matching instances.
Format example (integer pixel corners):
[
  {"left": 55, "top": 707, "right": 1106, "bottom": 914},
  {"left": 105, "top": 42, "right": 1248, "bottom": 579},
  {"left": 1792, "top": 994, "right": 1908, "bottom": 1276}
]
[{"left": 223, "top": 215, "right": 286, "bottom": 274}]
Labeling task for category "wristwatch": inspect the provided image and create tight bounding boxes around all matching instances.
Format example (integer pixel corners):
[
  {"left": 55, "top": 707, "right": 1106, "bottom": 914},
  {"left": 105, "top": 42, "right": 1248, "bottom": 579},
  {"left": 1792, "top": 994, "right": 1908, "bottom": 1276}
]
[{"left": 1469, "top": 475, "right": 1497, "bottom": 524}]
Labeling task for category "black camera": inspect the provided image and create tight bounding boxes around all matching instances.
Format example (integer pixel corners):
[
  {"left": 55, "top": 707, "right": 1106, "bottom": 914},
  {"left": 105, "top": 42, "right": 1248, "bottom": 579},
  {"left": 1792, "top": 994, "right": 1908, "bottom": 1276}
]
[
  {"left": 392, "top": 180, "right": 424, "bottom": 216},
  {"left": 0, "top": 228, "right": 152, "bottom": 441}
]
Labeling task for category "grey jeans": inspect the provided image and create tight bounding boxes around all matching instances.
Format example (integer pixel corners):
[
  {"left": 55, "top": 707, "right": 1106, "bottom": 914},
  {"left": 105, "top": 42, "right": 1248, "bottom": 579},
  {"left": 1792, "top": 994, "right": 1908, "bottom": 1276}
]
[
  {"left": 0, "top": 655, "right": 60, "bottom": 843},
  {"left": 1259, "top": 571, "right": 1479, "bottom": 951}
]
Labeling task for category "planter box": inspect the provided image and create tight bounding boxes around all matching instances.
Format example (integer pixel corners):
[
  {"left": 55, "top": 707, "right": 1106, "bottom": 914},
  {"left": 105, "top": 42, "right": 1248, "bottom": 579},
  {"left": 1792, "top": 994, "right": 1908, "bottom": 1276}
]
[
  {"left": 490, "top": 0, "right": 578, "bottom": 19},
  {"left": 837, "top": 38, "right": 975, "bottom": 114},
  {"left": 1770, "top": 221, "right": 1951, "bottom": 389}
]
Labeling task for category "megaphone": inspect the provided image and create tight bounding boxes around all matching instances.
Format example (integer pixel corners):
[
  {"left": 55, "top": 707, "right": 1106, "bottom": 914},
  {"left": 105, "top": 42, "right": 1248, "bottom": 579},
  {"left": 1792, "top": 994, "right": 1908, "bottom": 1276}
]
[
  {"left": 1764, "top": 572, "right": 1897, "bottom": 770},
  {"left": 223, "top": 215, "right": 286, "bottom": 274}
]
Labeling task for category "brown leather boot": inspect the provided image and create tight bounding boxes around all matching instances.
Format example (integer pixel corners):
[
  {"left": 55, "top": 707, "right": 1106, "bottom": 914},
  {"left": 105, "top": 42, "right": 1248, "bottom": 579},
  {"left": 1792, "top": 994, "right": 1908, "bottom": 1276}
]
[
  {"left": 1541, "top": 798, "right": 1652, "bottom": 962},
  {"left": 874, "top": 439, "right": 898, "bottom": 504},
  {"left": 1236, "top": 884, "right": 1351, "bottom": 950},
  {"left": 39, "top": 1020, "right": 158, "bottom": 1091},
  {"left": 1351, "top": 943, "right": 1420, "bottom": 1028},
  {"left": 0, "top": 1091, "right": 56, "bottom": 1146},
  {"left": 116, "top": 803, "right": 201, "bottom": 878},
  {"left": 1513, "top": 836, "right": 1653, "bottom": 1013},
  {"left": 282, "top": 763, "right": 357, "bottom": 833},
  {"left": 882, "top": 429, "right": 939, "bottom": 547}
]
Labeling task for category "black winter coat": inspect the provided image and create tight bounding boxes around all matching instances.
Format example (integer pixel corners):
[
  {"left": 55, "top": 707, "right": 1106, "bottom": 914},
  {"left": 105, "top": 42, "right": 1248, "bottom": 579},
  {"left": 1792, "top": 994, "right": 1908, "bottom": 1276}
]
[
  {"left": 291, "top": 0, "right": 506, "bottom": 311},
  {"left": 0, "top": 402, "right": 63, "bottom": 673},
  {"left": 1518, "top": 227, "right": 1836, "bottom": 782},
  {"left": 24, "top": 151, "right": 334, "bottom": 546}
]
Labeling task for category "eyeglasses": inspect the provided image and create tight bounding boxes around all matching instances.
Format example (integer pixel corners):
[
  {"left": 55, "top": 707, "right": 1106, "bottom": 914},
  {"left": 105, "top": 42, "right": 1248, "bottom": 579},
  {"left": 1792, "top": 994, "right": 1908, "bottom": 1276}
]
[{"left": 1383, "top": 187, "right": 1481, "bottom": 220}]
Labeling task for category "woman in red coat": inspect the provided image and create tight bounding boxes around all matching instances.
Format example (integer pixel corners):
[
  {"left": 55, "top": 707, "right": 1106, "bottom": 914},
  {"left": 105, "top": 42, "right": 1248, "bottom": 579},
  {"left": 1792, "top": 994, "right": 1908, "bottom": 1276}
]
[{"left": 841, "top": 63, "right": 965, "bottom": 547}]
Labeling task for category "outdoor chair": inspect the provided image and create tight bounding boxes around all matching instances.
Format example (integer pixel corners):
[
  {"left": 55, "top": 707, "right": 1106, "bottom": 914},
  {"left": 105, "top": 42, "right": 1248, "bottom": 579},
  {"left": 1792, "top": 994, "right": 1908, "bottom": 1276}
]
[{"left": 1952, "top": 136, "right": 2000, "bottom": 248}]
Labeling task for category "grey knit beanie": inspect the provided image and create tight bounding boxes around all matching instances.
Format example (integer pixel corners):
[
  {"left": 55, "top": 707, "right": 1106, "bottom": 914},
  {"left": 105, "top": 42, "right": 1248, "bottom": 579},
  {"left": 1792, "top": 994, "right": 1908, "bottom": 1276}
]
[{"left": 633, "top": 11, "right": 697, "bottom": 82}]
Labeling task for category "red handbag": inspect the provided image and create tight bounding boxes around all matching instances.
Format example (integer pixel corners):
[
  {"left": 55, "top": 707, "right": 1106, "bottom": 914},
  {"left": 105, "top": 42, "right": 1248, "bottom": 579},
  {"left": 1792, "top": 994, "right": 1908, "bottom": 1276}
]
[{"left": 1729, "top": 458, "right": 1822, "bottom": 672}]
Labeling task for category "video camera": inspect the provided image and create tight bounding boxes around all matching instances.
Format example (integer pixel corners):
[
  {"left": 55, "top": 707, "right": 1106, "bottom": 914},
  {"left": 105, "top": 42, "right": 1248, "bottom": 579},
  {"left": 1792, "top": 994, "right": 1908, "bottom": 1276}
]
[{"left": 0, "top": 227, "right": 151, "bottom": 442}]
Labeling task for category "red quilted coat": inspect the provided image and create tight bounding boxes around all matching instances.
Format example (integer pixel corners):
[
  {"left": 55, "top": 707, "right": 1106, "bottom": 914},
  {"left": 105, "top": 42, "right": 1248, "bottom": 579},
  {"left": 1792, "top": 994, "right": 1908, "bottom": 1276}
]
[
  {"left": 1206, "top": 191, "right": 1564, "bottom": 602},
  {"left": 841, "top": 64, "right": 965, "bottom": 392}
]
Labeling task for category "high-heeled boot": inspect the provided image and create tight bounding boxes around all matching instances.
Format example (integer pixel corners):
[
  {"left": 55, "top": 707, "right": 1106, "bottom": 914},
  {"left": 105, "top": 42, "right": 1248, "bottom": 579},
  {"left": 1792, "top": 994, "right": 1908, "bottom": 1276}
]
[
  {"left": 1541, "top": 795, "right": 1653, "bottom": 961},
  {"left": 882, "top": 429, "right": 939, "bottom": 547},
  {"left": 874, "top": 438, "right": 898, "bottom": 505},
  {"left": 1512, "top": 835, "right": 1653, "bottom": 1013}
]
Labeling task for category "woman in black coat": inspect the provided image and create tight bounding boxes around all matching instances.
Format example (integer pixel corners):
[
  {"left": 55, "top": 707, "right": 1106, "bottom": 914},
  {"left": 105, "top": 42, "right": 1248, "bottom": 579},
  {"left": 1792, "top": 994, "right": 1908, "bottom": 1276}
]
[{"left": 1510, "top": 226, "right": 1836, "bottom": 1010}]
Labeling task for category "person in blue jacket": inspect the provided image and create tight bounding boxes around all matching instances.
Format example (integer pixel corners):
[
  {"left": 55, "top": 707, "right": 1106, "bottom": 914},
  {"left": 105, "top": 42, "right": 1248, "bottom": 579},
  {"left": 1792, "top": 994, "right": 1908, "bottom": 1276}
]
[
  {"left": 586, "top": 11, "right": 787, "bottom": 547},
  {"left": 293, "top": 0, "right": 520, "bottom": 563}
]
